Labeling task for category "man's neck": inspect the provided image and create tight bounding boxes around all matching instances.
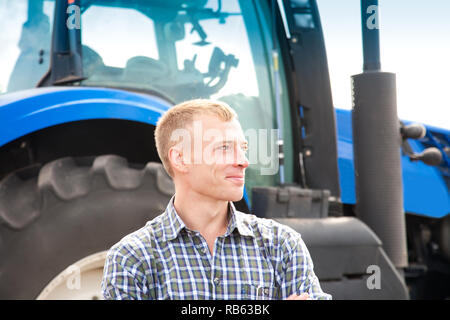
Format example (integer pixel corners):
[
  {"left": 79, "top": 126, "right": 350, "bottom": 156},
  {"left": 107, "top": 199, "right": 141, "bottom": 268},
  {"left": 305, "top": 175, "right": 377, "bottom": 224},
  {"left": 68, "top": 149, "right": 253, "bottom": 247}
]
[{"left": 173, "top": 190, "right": 229, "bottom": 238}]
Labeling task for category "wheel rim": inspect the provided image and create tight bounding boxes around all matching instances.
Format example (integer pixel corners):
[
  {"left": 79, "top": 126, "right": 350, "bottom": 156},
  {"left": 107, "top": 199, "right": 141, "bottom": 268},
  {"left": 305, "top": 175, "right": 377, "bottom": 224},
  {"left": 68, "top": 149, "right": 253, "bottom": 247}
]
[{"left": 36, "top": 251, "right": 108, "bottom": 300}]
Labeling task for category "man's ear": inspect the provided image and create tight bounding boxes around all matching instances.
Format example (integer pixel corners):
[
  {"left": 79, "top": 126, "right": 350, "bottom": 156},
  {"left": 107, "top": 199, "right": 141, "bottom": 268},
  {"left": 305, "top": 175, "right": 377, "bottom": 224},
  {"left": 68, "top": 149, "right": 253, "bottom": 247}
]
[{"left": 168, "top": 146, "right": 189, "bottom": 175}]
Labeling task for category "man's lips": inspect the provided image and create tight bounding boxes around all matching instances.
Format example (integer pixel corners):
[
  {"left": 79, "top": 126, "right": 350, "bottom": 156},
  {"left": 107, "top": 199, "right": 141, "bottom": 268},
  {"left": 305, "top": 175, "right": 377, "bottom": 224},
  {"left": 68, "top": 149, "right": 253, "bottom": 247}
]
[{"left": 225, "top": 175, "right": 245, "bottom": 185}]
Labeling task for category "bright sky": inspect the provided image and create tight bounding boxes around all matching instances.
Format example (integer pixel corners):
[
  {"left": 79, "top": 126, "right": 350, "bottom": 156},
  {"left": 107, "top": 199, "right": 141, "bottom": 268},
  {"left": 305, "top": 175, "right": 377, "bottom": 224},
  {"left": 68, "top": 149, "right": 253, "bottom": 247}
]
[{"left": 317, "top": 0, "right": 450, "bottom": 130}]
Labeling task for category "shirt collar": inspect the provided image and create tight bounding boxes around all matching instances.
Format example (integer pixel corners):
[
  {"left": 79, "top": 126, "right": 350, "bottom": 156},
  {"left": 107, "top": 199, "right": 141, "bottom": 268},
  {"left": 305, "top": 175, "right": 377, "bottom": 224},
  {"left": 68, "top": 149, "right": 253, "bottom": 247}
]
[
  {"left": 162, "top": 195, "right": 186, "bottom": 241},
  {"left": 225, "top": 201, "right": 255, "bottom": 238},
  {"left": 162, "top": 195, "right": 255, "bottom": 241}
]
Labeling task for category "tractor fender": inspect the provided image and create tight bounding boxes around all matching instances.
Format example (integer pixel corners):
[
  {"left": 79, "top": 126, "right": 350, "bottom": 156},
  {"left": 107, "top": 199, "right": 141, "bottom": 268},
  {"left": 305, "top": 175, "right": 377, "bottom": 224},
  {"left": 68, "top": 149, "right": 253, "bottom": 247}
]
[{"left": 0, "top": 86, "right": 171, "bottom": 147}]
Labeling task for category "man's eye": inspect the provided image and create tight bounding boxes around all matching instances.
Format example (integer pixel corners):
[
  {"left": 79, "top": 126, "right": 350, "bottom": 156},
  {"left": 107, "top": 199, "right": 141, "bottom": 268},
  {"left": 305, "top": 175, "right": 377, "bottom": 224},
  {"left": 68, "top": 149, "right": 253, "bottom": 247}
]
[{"left": 219, "top": 145, "right": 230, "bottom": 151}]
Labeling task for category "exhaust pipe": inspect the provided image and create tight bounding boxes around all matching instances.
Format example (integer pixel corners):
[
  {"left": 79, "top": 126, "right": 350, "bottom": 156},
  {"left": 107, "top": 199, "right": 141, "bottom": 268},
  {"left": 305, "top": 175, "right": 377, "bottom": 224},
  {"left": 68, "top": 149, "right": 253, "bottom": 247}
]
[{"left": 351, "top": 0, "right": 408, "bottom": 268}]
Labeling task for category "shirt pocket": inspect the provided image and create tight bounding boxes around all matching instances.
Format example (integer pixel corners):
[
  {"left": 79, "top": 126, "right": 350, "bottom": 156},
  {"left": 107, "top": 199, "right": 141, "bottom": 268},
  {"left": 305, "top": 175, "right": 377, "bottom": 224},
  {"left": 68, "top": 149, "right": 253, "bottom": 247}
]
[{"left": 243, "top": 283, "right": 280, "bottom": 300}]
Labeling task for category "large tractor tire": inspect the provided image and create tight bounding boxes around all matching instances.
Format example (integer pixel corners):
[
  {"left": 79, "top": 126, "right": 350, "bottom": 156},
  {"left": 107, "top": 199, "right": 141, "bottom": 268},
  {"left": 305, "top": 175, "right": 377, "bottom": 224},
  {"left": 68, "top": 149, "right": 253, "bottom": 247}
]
[{"left": 0, "top": 155, "right": 174, "bottom": 299}]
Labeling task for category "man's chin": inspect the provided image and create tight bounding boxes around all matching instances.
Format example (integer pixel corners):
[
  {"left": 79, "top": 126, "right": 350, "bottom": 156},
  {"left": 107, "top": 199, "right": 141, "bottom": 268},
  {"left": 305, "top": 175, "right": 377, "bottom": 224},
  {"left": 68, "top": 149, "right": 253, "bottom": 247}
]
[{"left": 225, "top": 189, "right": 244, "bottom": 202}]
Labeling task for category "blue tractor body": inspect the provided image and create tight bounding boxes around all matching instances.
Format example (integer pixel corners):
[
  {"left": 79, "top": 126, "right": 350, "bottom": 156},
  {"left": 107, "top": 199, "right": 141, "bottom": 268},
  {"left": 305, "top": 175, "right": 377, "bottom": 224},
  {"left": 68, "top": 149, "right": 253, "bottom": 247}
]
[
  {"left": 336, "top": 108, "right": 449, "bottom": 219},
  {"left": 1, "top": 88, "right": 448, "bottom": 218}
]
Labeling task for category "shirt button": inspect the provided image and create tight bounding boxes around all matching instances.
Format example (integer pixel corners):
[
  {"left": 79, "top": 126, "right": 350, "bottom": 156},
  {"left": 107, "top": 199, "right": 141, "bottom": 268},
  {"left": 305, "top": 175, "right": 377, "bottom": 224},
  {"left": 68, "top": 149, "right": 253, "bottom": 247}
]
[
  {"left": 201, "top": 247, "right": 207, "bottom": 254},
  {"left": 264, "top": 288, "right": 269, "bottom": 295},
  {"left": 213, "top": 277, "right": 221, "bottom": 286}
]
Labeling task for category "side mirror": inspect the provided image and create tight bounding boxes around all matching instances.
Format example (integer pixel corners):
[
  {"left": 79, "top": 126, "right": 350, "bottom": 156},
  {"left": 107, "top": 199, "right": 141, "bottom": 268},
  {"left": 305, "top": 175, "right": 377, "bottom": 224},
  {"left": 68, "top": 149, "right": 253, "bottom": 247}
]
[
  {"left": 401, "top": 123, "right": 426, "bottom": 139},
  {"left": 408, "top": 147, "right": 442, "bottom": 166},
  {"left": 400, "top": 122, "right": 443, "bottom": 166}
]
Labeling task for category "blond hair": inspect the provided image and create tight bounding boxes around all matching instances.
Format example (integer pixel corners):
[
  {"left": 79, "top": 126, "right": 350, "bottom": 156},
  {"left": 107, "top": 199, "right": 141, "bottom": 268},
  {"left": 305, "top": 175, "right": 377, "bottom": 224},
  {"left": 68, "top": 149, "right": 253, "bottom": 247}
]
[{"left": 154, "top": 99, "right": 237, "bottom": 177}]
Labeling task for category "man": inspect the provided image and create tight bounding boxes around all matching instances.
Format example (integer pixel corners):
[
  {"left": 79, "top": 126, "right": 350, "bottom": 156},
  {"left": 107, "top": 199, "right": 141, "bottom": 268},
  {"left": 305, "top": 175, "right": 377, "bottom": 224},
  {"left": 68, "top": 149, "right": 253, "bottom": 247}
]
[{"left": 101, "top": 99, "right": 331, "bottom": 300}]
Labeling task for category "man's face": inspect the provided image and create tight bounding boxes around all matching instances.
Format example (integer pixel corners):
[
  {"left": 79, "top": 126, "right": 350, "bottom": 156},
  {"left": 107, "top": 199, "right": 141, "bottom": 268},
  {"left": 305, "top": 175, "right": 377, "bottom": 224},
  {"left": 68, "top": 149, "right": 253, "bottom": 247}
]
[{"left": 177, "top": 113, "right": 249, "bottom": 202}]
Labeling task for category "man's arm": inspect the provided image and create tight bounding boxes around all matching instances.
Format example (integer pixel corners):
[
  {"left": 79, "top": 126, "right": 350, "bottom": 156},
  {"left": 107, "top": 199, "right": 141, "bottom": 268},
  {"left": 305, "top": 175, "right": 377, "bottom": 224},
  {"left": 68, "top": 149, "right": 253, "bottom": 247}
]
[
  {"left": 101, "top": 240, "right": 153, "bottom": 300},
  {"left": 279, "top": 232, "right": 332, "bottom": 300}
]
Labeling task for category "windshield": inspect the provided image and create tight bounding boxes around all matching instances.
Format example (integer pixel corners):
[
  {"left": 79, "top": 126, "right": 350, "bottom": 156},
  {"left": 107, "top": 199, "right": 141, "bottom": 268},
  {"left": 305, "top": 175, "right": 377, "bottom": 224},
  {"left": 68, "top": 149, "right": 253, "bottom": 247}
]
[{"left": 80, "top": 0, "right": 259, "bottom": 103}]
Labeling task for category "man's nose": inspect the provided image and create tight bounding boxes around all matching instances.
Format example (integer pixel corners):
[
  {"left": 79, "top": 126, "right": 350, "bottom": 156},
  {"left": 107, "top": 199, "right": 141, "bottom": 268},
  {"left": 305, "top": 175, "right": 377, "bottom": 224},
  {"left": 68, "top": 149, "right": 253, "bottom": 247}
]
[{"left": 234, "top": 148, "right": 249, "bottom": 168}]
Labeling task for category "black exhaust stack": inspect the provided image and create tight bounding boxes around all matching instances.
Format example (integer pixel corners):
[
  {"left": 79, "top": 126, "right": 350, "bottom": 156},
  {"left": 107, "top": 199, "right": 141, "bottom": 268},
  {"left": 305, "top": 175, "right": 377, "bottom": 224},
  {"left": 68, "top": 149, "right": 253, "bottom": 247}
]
[{"left": 351, "top": 0, "right": 408, "bottom": 268}]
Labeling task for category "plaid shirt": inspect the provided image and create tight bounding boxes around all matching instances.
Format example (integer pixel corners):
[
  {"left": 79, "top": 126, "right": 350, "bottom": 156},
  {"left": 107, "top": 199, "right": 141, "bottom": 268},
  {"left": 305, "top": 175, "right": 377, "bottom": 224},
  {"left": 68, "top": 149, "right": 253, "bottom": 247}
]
[{"left": 102, "top": 195, "right": 331, "bottom": 300}]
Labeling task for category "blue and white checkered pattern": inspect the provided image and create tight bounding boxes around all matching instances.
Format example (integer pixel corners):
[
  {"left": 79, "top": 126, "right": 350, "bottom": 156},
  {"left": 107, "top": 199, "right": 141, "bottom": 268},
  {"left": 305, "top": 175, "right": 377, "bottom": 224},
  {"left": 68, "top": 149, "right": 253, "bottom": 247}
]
[{"left": 102, "top": 195, "right": 332, "bottom": 300}]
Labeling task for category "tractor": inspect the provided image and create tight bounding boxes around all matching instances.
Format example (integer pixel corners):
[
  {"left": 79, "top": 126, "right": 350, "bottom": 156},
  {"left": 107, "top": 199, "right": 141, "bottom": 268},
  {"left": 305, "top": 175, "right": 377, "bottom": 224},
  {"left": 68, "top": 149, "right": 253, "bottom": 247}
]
[{"left": 0, "top": 0, "right": 448, "bottom": 299}]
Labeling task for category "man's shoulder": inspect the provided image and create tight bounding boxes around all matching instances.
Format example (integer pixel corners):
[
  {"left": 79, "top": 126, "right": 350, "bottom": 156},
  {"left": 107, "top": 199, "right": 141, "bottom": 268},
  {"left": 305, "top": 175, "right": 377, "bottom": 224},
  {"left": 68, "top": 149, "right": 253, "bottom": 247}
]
[{"left": 107, "top": 213, "right": 165, "bottom": 258}]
